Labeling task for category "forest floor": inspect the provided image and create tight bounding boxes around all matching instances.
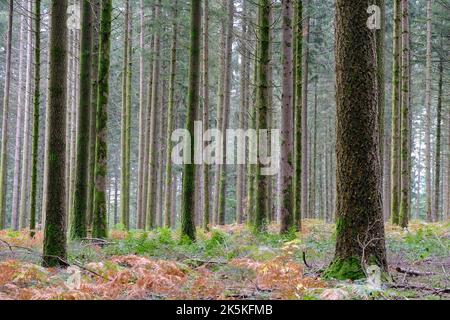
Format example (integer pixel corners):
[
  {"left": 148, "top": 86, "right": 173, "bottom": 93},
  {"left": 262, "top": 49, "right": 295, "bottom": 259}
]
[{"left": 0, "top": 220, "right": 448, "bottom": 300}]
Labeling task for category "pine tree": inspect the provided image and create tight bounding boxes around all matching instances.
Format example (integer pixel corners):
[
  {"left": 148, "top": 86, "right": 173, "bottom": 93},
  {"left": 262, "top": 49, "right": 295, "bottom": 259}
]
[
  {"left": 43, "top": 0, "right": 69, "bottom": 267},
  {"left": 399, "top": 0, "right": 410, "bottom": 228},
  {"left": 325, "top": 0, "right": 387, "bottom": 280},
  {"left": 30, "top": 0, "right": 41, "bottom": 237},
  {"left": 279, "top": 0, "right": 294, "bottom": 233},
  {"left": 181, "top": 0, "right": 201, "bottom": 241},
  {"left": 92, "top": 0, "right": 113, "bottom": 239},
  {"left": 71, "top": 0, "right": 93, "bottom": 239}
]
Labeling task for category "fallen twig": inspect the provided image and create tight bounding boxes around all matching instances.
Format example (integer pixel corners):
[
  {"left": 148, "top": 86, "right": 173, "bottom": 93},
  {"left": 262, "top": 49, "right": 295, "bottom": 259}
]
[
  {"left": 395, "top": 267, "right": 434, "bottom": 277},
  {"left": 390, "top": 284, "right": 450, "bottom": 295}
]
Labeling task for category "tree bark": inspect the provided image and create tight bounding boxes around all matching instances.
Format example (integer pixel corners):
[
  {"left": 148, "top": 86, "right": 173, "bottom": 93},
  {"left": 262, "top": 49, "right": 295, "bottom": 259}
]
[
  {"left": 43, "top": 0, "right": 69, "bottom": 267},
  {"left": 11, "top": 3, "right": 26, "bottom": 230},
  {"left": 391, "top": 0, "right": 402, "bottom": 225},
  {"left": 433, "top": 60, "right": 443, "bottom": 221},
  {"left": 202, "top": 0, "right": 210, "bottom": 230},
  {"left": 424, "top": 0, "right": 433, "bottom": 222},
  {"left": 279, "top": 0, "right": 294, "bottom": 233},
  {"left": 71, "top": 0, "right": 93, "bottom": 238},
  {"left": 399, "top": 0, "right": 410, "bottom": 228},
  {"left": 181, "top": 0, "right": 201, "bottom": 241},
  {"left": 325, "top": 0, "right": 387, "bottom": 280},
  {"left": 92, "top": 0, "right": 113, "bottom": 239},
  {"left": 164, "top": 1, "right": 179, "bottom": 228},
  {"left": 30, "top": 0, "right": 42, "bottom": 237},
  {"left": 146, "top": 0, "right": 162, "bottom": 230}
]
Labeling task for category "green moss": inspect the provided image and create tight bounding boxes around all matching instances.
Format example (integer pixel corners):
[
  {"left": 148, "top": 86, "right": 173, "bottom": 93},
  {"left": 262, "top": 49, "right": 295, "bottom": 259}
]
[{"left": 324, "top": 256, "right": 365, "bottom": 280}]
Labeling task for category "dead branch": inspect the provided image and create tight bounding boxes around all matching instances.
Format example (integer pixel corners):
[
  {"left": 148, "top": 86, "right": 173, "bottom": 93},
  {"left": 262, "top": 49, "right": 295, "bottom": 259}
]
[{"left": 395, "top": 267, "right": 434, "bottom": 277}]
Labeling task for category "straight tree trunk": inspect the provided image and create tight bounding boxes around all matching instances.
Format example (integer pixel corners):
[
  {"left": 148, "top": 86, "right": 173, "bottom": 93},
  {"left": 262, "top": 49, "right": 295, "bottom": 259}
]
[
  {"left": 71, "top": 0, "right": 93, "bottom": 238},
  {"left": 146, "top": 0, "right": 162, "bottom": 230},
  {"left": 136, "top": 0, "right": 147, "bottom": 228},
  {"left": 92, "top": 0, "right": 113, "bottom": 239},
  {"left": 213, "top": 9, "right": 226, "bottom": 226},
  {"left": 236, "top": 0, "right": 248, "bottom": 225},
  {"left": 424, "top": 0, "right": 433, "bottom": 222},
  {"left": 11, "top": 3, "right": 26, "bottom": 230},
  {"left": 43, "top": 0, "right": 69, "bottom": 267},
  {"left": 433, "top": 60, "right": 443, "bottom": 221},
  {"left": 87, "top": 0, "right": 101, "bottom": 231},
  {"left": 120, "top": 0, "right": 131, "bottom": 229},
  {"left": 202, "top": 0, "right": 210, "bottom": 230},
  {"left": 218, "top": 0, "right": 234, "bottom": 226},
  {"left": 293, "top": 1, "right": 303, "bottom": 230},
  {"left": 19, "top": 0, "right": 34, "bottom": 229},
  {"left": 279, "top": 0, "right": 294, "bottom": 234},
  {"left": 301, "top": 0, "right": 310, "bottom": 224},
  {"left": 30, "top": 0, "right": 42, "bottom": 237},
  {"left": 181, "top": 0, "right": 201, "bottom": 241},
  {"left": 391, "top": 0, "right": 402, "bottom": 225},
  {"left": 254, "top": 0, "right": 271, "bottom": 232},
  {"left": 309, "top": 79, "right": 318, "bottom": 219},
  {"left": 399, "top": 0, "right": 410, "bottom": 228},
  {"left": 164, "top": 1, "right": 179, "bottom": 228},
  {"left": 325, "top": 0, "right": 387, "bottom": 280}
]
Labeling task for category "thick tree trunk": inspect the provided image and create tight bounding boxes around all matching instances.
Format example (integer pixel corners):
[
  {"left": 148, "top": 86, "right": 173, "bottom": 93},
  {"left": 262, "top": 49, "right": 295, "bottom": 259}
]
[
  {"left": 92, "top": 0, "right": 113, "bottom": 239},
  {"left": 325, "top": 0, "right": 387, "bottom": 280},
  {"left": 71, "top": 0, "right": 93, "bottom": 238},
  {"left": 43, "top": 0, "right": 68, "bottom": 267},
  {"left": 181, "top": 0, "right": 201, "bottom": 241},
  {"left": 279, "top": 0, "right": 294, "bottom": 233}
]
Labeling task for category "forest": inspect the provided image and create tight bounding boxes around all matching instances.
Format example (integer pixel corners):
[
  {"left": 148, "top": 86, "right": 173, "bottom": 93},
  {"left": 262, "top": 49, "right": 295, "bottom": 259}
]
[{"left": 0, "top": 0, "right": 448, "bottom": 301}]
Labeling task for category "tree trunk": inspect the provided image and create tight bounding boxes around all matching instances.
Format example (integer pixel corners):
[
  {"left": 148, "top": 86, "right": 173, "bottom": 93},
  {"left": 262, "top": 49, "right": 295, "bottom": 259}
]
[
  {"left": 136, "top": 0, "right": 147, "bottom": 228},
  {"left": 19, "top": 0, "right": 34, "bottom": 230},
  {"left": 213, "top": 8, "right": 226, "bottom": 226},
  {"left": 399, "top": 0, "right": 410, "bottom": 228},
  {"left": 202, "top": 0, "right": 210, "bottom": 230},
  {"left": 87, "top": 0, "right": 101, "bottom": 231},
  {"left": 301, "top": 0, "right": 310, "bottom": 224},
  {"left": 279, "top": 0, "right": 294, "bottom": 234},
  {"left": 181, "top": 0, "right": 201, "bottom": 241},
  {"left": 293, "top": 0, "right": 303, "bottom": 230},
  {"left": 71, "top": 0, "right": 93, "bottom": 238},
  {"left": 30, "top": 0, "right": 42, "bottom": 237},
  {"left": 146, "top": 0, "right": 162, "bottom": 230},
  {"left": 433, "top": 60, "right": 443, "bottom": 221},
  {"left": 424, "top": 0, "right": 433, "bottom": 222},
  {"left": 43, "top": 0, "right": 69, "bottom": 267},
  {"left": 236, "top": 0, "right": 248, "bottom": 225},
  {"left": 218, "top": 0, "right": 234, "bottom": 226},
  {"left": 120, "top": 0, "right": 131, "bottom": 229},
  {"left": 92, "top": 0, "right": 113, "bottom": 239},
  {"left": 325, "top": 0, "right": 387, "bottom": 280},
  {"left": 391, "top": 0, "right": 402, "bottom": 225},
  {"left": 164, "top": 1, "right": 179, "bottom": 228},
  {"left": 11, "top": 3, "right": 26, "bottom": 230},
  {"left": 254, "top": 0, "right": 271, "bottom": 232}
]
